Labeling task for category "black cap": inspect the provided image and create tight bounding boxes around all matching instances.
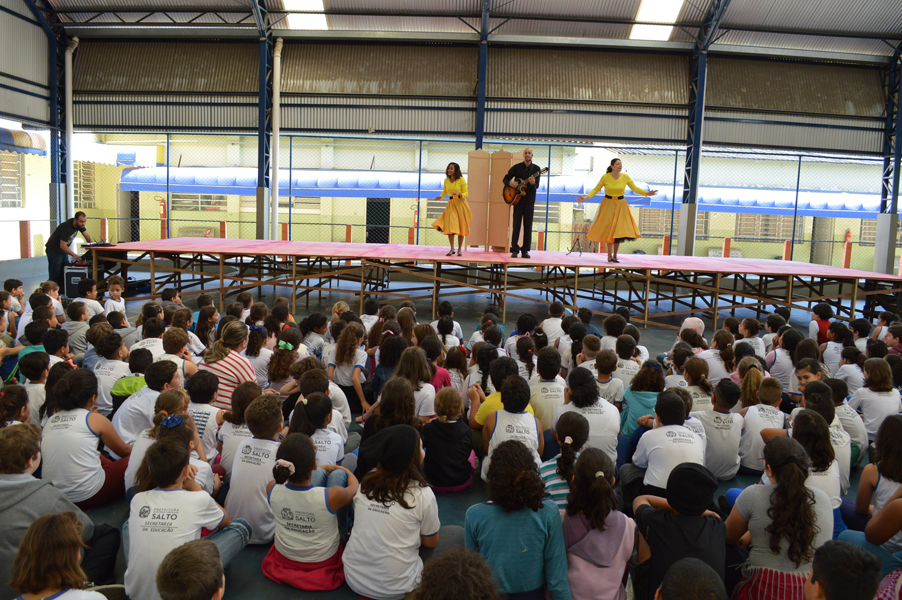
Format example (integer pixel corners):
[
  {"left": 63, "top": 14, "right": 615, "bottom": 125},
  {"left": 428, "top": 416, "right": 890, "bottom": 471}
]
[{"left": 666, "top": 463, "right": 718, "bottom": 516}]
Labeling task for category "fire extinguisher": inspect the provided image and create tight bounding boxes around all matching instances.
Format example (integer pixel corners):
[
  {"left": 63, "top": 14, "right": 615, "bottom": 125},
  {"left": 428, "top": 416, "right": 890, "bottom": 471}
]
[
  {"left": 414, "top": 208, "right": 419, "bottom": 229},
  {"left": 845, "top": 229, "right": 851, "bottom": 243},
  {"left": 156, "top": 196, "right": 167, "bottom": 219}
]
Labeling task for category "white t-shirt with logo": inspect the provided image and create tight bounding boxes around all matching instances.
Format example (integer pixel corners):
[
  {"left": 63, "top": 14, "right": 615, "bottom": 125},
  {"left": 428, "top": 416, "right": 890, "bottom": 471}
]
[
  {"left": 835, "top": 364, "right": 865, "bottom": 395},
  {"left": 835, "top": 401, "right": 869, "bottom": 456},
  {"left": 691, "top": 410, "right": 743, "bottom": 480},
  {"left": 413, "top": 383, "right": 436, "bottom": 418},
  {"left": 94, "top": 357, "right": 132, "bottom": 415},
  {"left": 188, "top": 402, "right": 221, "bottom": 465},
  {"left": 529, "top": 379, "right": 565, "bottom": 432},
  {"left": 686, "top": 385, "right": 714, "bottom": 411},
  {"left": 104, "top": 297, "right": 126, "bottom": 317},
  {"left": 41, "top": 408, "right": 104, "bottom": 503},
  {"left": 552, "top": 400, "right": 620, "bottom": 465},
  {"left": 697, "top": 349, "right": 730, "bottom": 387},
  {"left": 612, "top": 358, "right": 640, "bottom": 390},
  {"left": 113, "top": 386, "right": 160, "bottom": 447},
  {"left": 225, "top": 437, "right": 279, "bottom": 544},
  {"left": 244, "top": 348, "right": 273, "bottom": 389},
  {"left": 344, "top": 484, "right": 440, "bottom": 599},
  {"left": 270, "top": 483, "right": 341, "bottom": 563},
  {"left": 665, "top": 373, "right": 687, "bottom": 388},
  {"left": 596, "top": 375, "right": 625, "bottom": 405},
  {"left": 124, "top": 488, "right": 224, "bottom": 600},
  {"left": 739, "top": 404, "right": 787, "bottom": 472},
  {"left": 131, "top": 337, "right": 165, "bottom": 361},
  {"left": 482, "top": 410, "right": 541, "bottom": 480},
  {"left": 331, "top": 348, "right": 367, "bottom": 386},
  {"left": 848, "top": 387, "right": 902, "bottom": 441},
  {"left": 124, "top": 428, "right": 155, "bottom": 491},
  {"left": 217, "top": 421, "right": 253, "bottom": 480},
  {"left": 632, "top": 425, "right": 705, "bottom": 489},
  {"left": 735, "top": 336, "right": 766, "bottom": 358},
  {"left": 311, "top": 427, "right": 344, "bottom": 466}
]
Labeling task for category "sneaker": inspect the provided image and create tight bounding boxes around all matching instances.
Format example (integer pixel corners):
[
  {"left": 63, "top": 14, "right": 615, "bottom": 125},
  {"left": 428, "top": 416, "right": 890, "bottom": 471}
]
[
  {"left": 718, "top": 494, "right": 730, "bottom": 515},
  {"left": 521, "top": 251, "right": 531, "bottom": 259},
  {"left": 511, "top": 251, "right": 519, "bottom": 258}
]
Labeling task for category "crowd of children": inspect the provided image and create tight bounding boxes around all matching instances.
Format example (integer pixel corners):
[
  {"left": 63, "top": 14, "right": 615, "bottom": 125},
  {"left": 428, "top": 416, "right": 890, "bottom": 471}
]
[{"left": 3, "top": 281, "right": 902, "bottom": 600}]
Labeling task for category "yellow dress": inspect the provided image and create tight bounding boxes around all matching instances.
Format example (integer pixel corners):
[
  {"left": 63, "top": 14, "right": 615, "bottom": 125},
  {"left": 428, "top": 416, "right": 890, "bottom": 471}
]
[
  {"left": 585, "top": 172, "right": 649, "bottom": 244},
  {"left": 431, "top": 177, "right": 472, "bottom": 236}
]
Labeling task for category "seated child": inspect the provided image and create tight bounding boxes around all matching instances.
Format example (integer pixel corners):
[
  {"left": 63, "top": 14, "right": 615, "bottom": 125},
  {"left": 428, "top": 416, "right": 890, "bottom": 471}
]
[
  {"left": 112, "top": 360, "right": 179, "bottom": 448},
  {"left": 125, "top": 436, "right": 250, "bottom": 600},
  {"left": 93, "top": 332, "right": 131, "bottom": 416},
  {"left": 224, "top": 395, "right": 283, "bottom": 545},
  {"left": 156, "top": 539, "right": 225, "bottom": 600},
  {"left": 530, "top": 347, "right": 566, "bottom": 433},
  {"left": 595, "top": 349, "right": 625, "bottom": 405},
  {"left": 540, "top": 301, "right": 565, "bottom": 344},
  {"left": 72, "top": 278, "right": 106, "bottom": 318},
  {"left": 423, "top": 387, "right": 476, "bottom": 492},
  {"left": 185, "top": 371, "right": 223, "bottom": 465},
  {"left": 601, "top": 314, "right": 626, "bottom": 351},
  {"left": 482, "top": 377, "right": 543, "bottom": 480},
  {"left": 664, "top": 342, "right": 694, "bottom": 387},
  {"left": 110, "top": 347, "right": 154, "bottom": 415},
  {"left": 804, "top": 540, "right": 881, "bottom": 600},
  {"left": 691, "top": 380, "right": 743, "bottom": 480},
  {"left": 287, "top": 392, "right": 345, "bottom": 468},
  {"left": 262, "top": 433, "right": 358, "bottom": 591},
  {"left": 738, "top": 376, "right": 786, "bottom": 476},
  {"left": 17, "top": 352, "right": 49, "bottom": 424},
  {"left": 217, "top": 381, "right": 262, "bottom": 480},
  {"left": 612, "top": 334, "right": 641, "bottom": 390},
  {"left": 553, "top": 367, "right": 620, "bottom": 465},
  {"left": 539, "top": 411, "right": 589, "bottom": 507},
  {"left": 825, "top": 378, "right": 868, "bottom": 466}
]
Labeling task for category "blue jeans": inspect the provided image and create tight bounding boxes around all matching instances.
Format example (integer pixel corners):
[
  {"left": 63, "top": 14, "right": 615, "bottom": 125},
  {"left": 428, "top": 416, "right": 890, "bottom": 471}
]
[
  {"left": 47, "top": 252, "right": 68, "bottom": 288},
  {"left": 310, "top": 468, "right": 351, "bottom": 542},
  {"left": 838, "top": 530, "right": 902, "bottom": 578},
  {"left": 123, "top": 517, "right": 251, "bottom": 566}
]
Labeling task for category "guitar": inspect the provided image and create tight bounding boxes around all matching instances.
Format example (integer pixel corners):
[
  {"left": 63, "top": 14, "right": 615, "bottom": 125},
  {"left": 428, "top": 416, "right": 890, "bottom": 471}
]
[{"left": 502, "top": 167, "right": 550, "bottom": 206}]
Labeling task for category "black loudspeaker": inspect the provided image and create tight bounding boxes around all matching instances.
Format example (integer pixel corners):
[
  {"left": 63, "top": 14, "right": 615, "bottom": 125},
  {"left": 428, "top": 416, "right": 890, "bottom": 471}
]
[{"left": 63, "top": 265, "right": 89, "bottom": 298}]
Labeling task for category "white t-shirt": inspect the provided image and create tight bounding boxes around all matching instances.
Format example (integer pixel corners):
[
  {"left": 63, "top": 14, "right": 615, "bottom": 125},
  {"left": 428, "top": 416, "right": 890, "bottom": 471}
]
[
  {"left": 413, "top": 383, "right": 437, "bottom": 418},
  {"left": 686, "top": 385, "right": 714, "bottom": 411},
  {"left": 835, "top": 364, "right": 865, "bottom": 395},
  {"left": 736, "top": 336, "right": 766, "bottom": 358},
  {"left": 311, "top": 427, "right": 345, "bottom": 466},
  {"left": 131, "top": 337, "right": 165, "bottom": 360},
  {"left": 125, "top": 488, "right": 224, "bottom": 600},
  {"left": 188, "top": 402, "right": 220, "bottom": 465},
  {"left": 632, "top": 425, "right": 705, "bottom": 489},
  {"left": 542, "top": 317, "right": 564, "bottom": 344},
  {"left": 303, "top": 332, "right": 325, "bottom": 359},
  {"left": 112, "top": 386, "right": 160, "bottom": 447},
  {"left": 761, "top": 460, "right": 843, "bottom": 510},
  {"left": 691, "top": 410, "right": 743, "bottom": 480},
  {"left": 829, "top": 425, "right": 853, "bottom": 495},
  {"left": 328, "top": 381, "right": 352, "bottom": 427},
  {"left": 72, "top": 297, "right": 105, "bottom": 318},
  {"left": 739, "top": 404, "right": 786, "bottom": 471},
  {"left": 763, "top": 333, "right": 777, "bottom": 354},
  {"left": 33, "top": 590, "right": 105, "bottom": 600},
  {"left": 191, "top": 456, "right": 216, "bottom": 495},
  {"left": 343, "top": 484, "right": 440, "bottom": 599},
  {"left": 482, "top": 410, "right": 542, "bottom": 480},
  {"left": 612, "top": 358, "right": 640, "bottom": 389},
  {"left": 529, "top": 379, "right": 565, "bottom": 432},
  {"left": 94, "top": 357, "right": 132, "bottom": 415},
  {"left": 104, "top": 297, "right": 126, "bottom": 316},
  {"left": 330, "top": 348, "right": 367, "bottom": 386},
  {"left": 515, "top": 358, "right": 538, "bottom": 381},
  {"left": 449, "top": 368, "right": 467, "bottom": 398},
  {"left": 768, "top": 349, "right": 794, "bottom": 390},
  {"left": 822, "top": 342, "right": 844, "bottom": 375},
  {"left": 835, "top": 401, "right": 869, "bottom": 456},
  {"left": 529, "top": 373, "right": 566, "bottom": 387},
  {"left": 361, "top": 313, "right": 379, "bottom": 334},
  {"left": 636, "top": 345, "right": 649, "bottom": 364},
  {"left": 557, "top": 334, "right": 573, "bottom": 359},
  {"left": 225, "top": 437, "right": 279, "bottom": 544},
  {"left": 665, "top": 373, "right": 687, "bottom": 388},
  {"left": 466, "top": 330, "right": 484, "bottom": 351},
  {"left": 270, "top": 483, "right": 341, "bottom": 563},
  {"left": 124, "top": 428, "right": 155, "bottom": 491},
  {"left": 855, "top": 337, "right": 868, "bottom": 353},
  {"left": 848, "top": 387, "right": 902, "bottom": 441},
  {"left": 24, "top": 382, "right": 45, "bottom": 425},
  {"left": 41, "top": 408, "right": 104, "bottom": 503},
  {"left": 217, "top": 421, "right": 253, "bottom": 479},
  {"left": 596, "top": 376, "right": 625, "bottom": 404},
  {"left": 684, "top": 416, "right": 708, "bottom": 452},
  {"left": 244, "top": 347, "right": 273, "bottom": 388},
  {"left": 553, "top": 400, "right": 620, "bottom": 465},
  {"left": 430, "top": 319, "right": 464, "bottom": 341},
  {"left": 600, "top": 335, "right": 618, "bottom": 351},
  {"left": 697, "top": 349, "right": 730, "bottom": 387}
]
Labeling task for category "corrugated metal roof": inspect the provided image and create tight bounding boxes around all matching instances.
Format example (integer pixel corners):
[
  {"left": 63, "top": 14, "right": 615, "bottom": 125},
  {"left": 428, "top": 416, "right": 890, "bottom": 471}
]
[
  {"left": 722, "top": 0, "right": 902, "bottom": 35},
  {"left": 49, "top": 0, "right": 250, "bottom": 9},
  {"left": 270, "top": 14, "right": 476, "bottom": 32},
  {"left": 487, "top": 49, "right": 689, "bottom": 105},
  {"left": 283, "top": 105, "right": 475, "bottom": 134},
  {"left": 304, "top": 0, "right": 479, "bottom": 12},
  {"left": 281, "top": 44, "right": 477, "bottom": 96},
  {"left": 74, "top": 94, "right": 257, "bottom": 130},
  {"left": 711, "top": 30, "right": 895, "bottom": 57},
  {"left": 489, "top": 18, "right": 633, "bottom": 39},
  {"left": 493, "top": 0, "right": 641, "bottom": 19},
  {"left": 707, "top": 57, "right": 885, "bottom": 117},
  {"left": 74, "top": 42, "right": 258, "bottom": 93},
  {"left": 676, "top": 0, "right": 713, "bottom": 26},
  {"left": 1, "top": 0, "right": 48, "bottom": 84},
  {"left": 58, "top": 11, "right": 251, "bottom": 24}
]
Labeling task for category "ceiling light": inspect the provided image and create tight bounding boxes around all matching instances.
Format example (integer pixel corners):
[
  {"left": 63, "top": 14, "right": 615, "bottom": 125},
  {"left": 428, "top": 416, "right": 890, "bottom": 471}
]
[
  {"left": 284, "top": 0, "right": 328, "bottom": 30},
  {"left": 629, "top": 0, "right": 684, "bottom": 41}
]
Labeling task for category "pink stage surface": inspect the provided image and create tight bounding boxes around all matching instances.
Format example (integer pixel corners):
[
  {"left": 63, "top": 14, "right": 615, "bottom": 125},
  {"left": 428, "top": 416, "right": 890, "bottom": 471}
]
[{"left": 104, "top": 238, "right": 902, "bottom": 281}]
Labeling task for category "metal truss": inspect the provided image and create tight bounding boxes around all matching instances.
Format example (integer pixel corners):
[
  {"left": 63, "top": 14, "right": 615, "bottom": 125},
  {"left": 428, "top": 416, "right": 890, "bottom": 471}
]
[{"left": 881, "top": 46, "right": 902, "bottom": 214}]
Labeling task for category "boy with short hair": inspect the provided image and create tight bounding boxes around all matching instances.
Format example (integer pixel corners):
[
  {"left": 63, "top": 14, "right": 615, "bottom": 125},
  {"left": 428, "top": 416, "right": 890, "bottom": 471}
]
[
  {"left": 109, "top": 310, "right": 139, "bottom": 347},
  {"left": 236, "top": 292, "right": 253, "bottom": 320},
  {"left": 804, "top": 540, "right": 881, "bottom": 600},
  {"left": 42, "top": 328, "right": 71, "bottom": 366},
  {"left": 160, "top": 327, "right": 199, "bottom": 382},
  {"left": 82, "top": 322, "right": 113, "bottom": 371},
  {"left": 540, "top": 301, "right": 565, "bottom": 344},
  {"left": 157, "top": 540, "right": 225, "bottom": 600},
  {"left": 529, "top": 347, "right": 565, "bottom": 433},
  {"left": 656, "top": 557, "right": 728, "bottom": 600},
  {"left": 15, "top": 293, "right": 53, "bottom": 343},
  {"left": 738, "top": 377, "right": 786, "bottom": 476},
  {"left": 273, "top": 297, "right": 295, "bottom": 323},
  {"left": 665, "top": 342, "right": 694, "bottom": 388},
  {"left": 104, "top": 275, "right": 128, "bottom": 323},
  {"left": 849, "top": 318, "right": 871, "bottom": 353},
  {"left": 595, "top": 349, "right": 624, "bottom": 404},
  {"left": 601, "top": 314, "right": 626, "bottom": 351},
  {"left": 17, "top": 352, "right": 49, "bottom": 424},
  {"left": 131, "top": 317, "right": 166, "bottom": 360},
  {"left": 824, "top": 377, "right": 868, "bottom": 466},
  {"left": 297, "top": 368, "right": 352, "bottom": 448},
  {"left": 62, "top": 301, "right": 90, "bottom": 355},
  {"left": 185, "top": 371, "right": 223, "bottom": 466},
  {"left": 111, "top": 347, "right": 154, "bottom": 415},
  {"left": 361, "top": 297, "right": 380, "bottom": 334},
  {"left": 94, "top": 332, "right": 131, "bottom": 416},
  {"left": 72, "top": 278, "right": 106, "bottom": 318},
  {"left": 225, "top": 302, "right": 244, "bottom": 320},
  {"left": 885, "top": 324, "right": 902, "bottom": 355},
  {"left": 810, "top": 303, "right": 834, "bottom": 345},
  {"left": 112, "top": 360, "right": 180, "bottom": 446},
  {"left": 613, "top": 334, "right": 640, "bottom": 389},
  {"left": 575, "top": 334, "right": 601, "bottom": 378},
  {"left": 577, "top": 306, "right": 600, "bottom": 337},
  {"left": 3, "top": 279, "right": 24, "bottom": 316},
  {"left": 160, "top": 288, "right": 185, "bottom": 310},
  {"left": 763, "top": 314, "right": 786, "bottom": 354},
  {"left": 614, "top": 307, "right": 631, "bottom": 323},
  {"left": 225, "top": 395, "right": 283, "bottom": 545},
  {"left": 17, "top": 321, "right": 49, "bottom": 360},
  {"left": 691, "top": 380, "right": 743, "bottom": 481},
  {"left": 430, "top": 300, "right": 464, "bottom": 340},
  {"left": 125, "top": 436, "right": 250, "bottom": 600}
]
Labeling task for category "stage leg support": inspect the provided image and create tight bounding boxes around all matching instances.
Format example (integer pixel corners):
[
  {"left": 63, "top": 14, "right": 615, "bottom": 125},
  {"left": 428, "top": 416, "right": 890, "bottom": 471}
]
[
  {"left": 713, "top": 273, "right": 722, "bottom": 329},
  {"left": 219, "top": 255, "right": 225, "bottom": 311},
  {"left": 149, "top": 252, "right": 156, "bottom": 299},
  {"left": 874, "top": 214, "right": 899, "bottom": 274}
]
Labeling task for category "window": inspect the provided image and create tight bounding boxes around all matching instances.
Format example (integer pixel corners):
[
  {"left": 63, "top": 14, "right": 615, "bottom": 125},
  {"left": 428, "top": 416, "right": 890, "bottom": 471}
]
[
  {"left": 0, "top": 151, "right": 24, "bottom": 208},
  {"left": 73, "top": 162, "right": 96, "bottom": 209},
  {"left": 734, "top": 213, "right": 799, "bottom": 241},
  {"left": 535, "top": 201, "right": 560, "bottom": 225},
  {"left": 639, "top": 208, "right": 707, "bottom": 237},
  {"left": 860, "top": 219, "right": 902, "bottom": 246},
  {"left": 171, "top": 194, "right": 228, "bottom": 212},
  {"left": 239, "top": 196, "right": 321, "bottom": 214},
  {"left": 425, "top": 199, "right": 445, "bottom": 220}
]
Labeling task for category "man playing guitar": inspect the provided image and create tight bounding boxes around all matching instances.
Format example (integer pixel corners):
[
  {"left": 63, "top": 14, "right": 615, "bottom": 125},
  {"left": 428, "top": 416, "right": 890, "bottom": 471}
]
[{"left": 502, "top": 148, "right": 542, "bottom": 259}]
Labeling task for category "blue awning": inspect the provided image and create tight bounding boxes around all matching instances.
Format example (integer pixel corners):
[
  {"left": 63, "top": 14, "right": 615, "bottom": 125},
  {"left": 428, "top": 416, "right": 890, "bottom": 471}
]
[
  {"left": 119, "top": 167, "right": 586, "bottom": 200},
  {"left": 0, "top": 129, "right": 46, "bottom": 156}
]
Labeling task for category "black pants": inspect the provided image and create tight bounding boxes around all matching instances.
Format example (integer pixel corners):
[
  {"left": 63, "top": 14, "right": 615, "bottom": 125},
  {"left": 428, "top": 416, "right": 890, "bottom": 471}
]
[
  {"left": 511, "top": 197, "right": 536, "bottom": 253},
  {"left": 47, "top": 252, "right": 68, "bottom": 288},
  {"left": 82, "top": 524, "right": 121, "bottom": 586}
]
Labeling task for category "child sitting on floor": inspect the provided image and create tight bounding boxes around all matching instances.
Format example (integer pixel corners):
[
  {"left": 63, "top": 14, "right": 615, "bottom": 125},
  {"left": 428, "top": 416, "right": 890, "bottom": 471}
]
[
  {"left": 423, "top": 387, "right": 476, "bottom": 492},
  {"left": 539, "top": 411, "right": 589, "bottom": 507}
]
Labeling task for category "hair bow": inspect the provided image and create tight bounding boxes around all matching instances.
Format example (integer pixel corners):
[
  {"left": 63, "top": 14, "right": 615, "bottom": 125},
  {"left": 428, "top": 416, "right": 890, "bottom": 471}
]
[
  {"left": 379, "top": 318, "right": 385, "bottom": 323},
  {"left": 275, "top": 459, "right": 296, "bottom": 475},
  {"left": 277, "top": 340, "right": 295, "bottom": 351},
  {"left": 522, "top": 331, "right": 531, "bottom": 337},
  {"left": 161, "top": 414, "right": 184, "bottom": 429},
  {"left": 383, "top": 330, "right": 395, "bottom": 335},
  {"left": 65, "top": 359, "right": 76, "bottom": 368},
  {"left": 563, "top": 436, "right": 573, "bottom": 445},
  {"left": 595, "top": 471, "right": 605, "bottom": 479},
  {"left": 648, "top": 361, "right": 662, "bottom": 371},
  {"left": 248, "top": 325, "right": 265, "bottom": 335}
]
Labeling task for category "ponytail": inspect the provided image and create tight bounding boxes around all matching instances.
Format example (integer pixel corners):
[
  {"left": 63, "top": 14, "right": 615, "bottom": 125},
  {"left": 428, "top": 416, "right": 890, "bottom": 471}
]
[
  {"left": 713, "top": 330, "right": 736, "bottom": 372},
  {"left": 566, "top": 448, "right": 617, "bottom": 531},
  {"left": 287, "top": 392, "right": 332, "bottom": 436},
  {"left": 739, "top": 357, "right": 764, "bottom": 408},
  {"left": 244, "top": 316, "right": 265, "bottom": 358},
  {"left": 554, "top": 412, "right": 589, "bottom": 485},
  {"left": 150, "top": 390, "right": 190, "bottom": 437},
  {"left": 298, "top": 313, "right": 327, "bottom": 338},
  {"left": 40, "top": 362, "right": 74, "bottom": 420},
  {"left": 829, "top": 322, "right": 855, "bottom": 348},
  {"left": 0, "top": 385, "right": 29, "bottom": 426},
  {"left": 477, "top": 344, "right": 497, "bottom": 391},
  {"left": 44, "top": 369, "right": 97, "bottom": 417},
  {"left": 841, "top": 346, "right": 865, "bottom": 370},
  {"left": 764, "top": 438, "right": 819, "bottom": 568},
  {"left": 516, "top": 336, "right": 536, "bottom": 379},
  {"left": 273, "top": 432, "right": 317, "bottom": 485}
]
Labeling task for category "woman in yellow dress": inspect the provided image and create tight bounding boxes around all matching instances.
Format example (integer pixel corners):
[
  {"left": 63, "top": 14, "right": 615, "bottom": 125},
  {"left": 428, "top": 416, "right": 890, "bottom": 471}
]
[
  {"left": 432, "top": 162, "right": 472, "bottom": 256},
  {"left": 577, "top": 157, "right": 658, "bottom": 263}
]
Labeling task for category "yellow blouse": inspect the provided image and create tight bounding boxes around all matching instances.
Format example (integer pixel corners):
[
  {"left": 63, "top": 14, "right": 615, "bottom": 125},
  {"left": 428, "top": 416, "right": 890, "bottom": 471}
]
[
  {"left": 585, "top": 173, "right": 648, "bottom": 199},
  {"left": 441, "top": 177, "right": 469, "bottom": 199}
]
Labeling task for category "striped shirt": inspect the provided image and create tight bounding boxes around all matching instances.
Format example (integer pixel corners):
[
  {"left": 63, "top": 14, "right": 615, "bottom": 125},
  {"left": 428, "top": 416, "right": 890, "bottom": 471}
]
[
  {"left": 199, "top": 350, "right": 255, "bottom": 410},
  {"left": 539, "top": 452, "right": 577, "bottom": 509}
]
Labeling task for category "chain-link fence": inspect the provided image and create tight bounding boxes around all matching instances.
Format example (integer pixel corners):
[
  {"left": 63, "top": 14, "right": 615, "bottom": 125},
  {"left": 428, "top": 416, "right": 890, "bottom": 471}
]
[{"left": 0, "top": 128, "right": 894, "bottom": 272}]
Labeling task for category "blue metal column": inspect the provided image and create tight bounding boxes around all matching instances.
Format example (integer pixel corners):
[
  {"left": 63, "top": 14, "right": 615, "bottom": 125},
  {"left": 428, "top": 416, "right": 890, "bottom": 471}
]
[
  {"left": 474, "top": 0, "right": 489, "bottom": 150},
  {"left": 874, "top": 51, "right": 902, "bottom": 274},
  {"left": 253, "top": 0, "right": 273, "bottom": 240}
]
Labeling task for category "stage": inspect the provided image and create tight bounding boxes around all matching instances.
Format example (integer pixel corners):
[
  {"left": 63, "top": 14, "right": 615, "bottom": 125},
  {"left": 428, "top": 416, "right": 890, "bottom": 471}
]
[{"left": 90, "top": 239, "right": 902, "bottom": 329}]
